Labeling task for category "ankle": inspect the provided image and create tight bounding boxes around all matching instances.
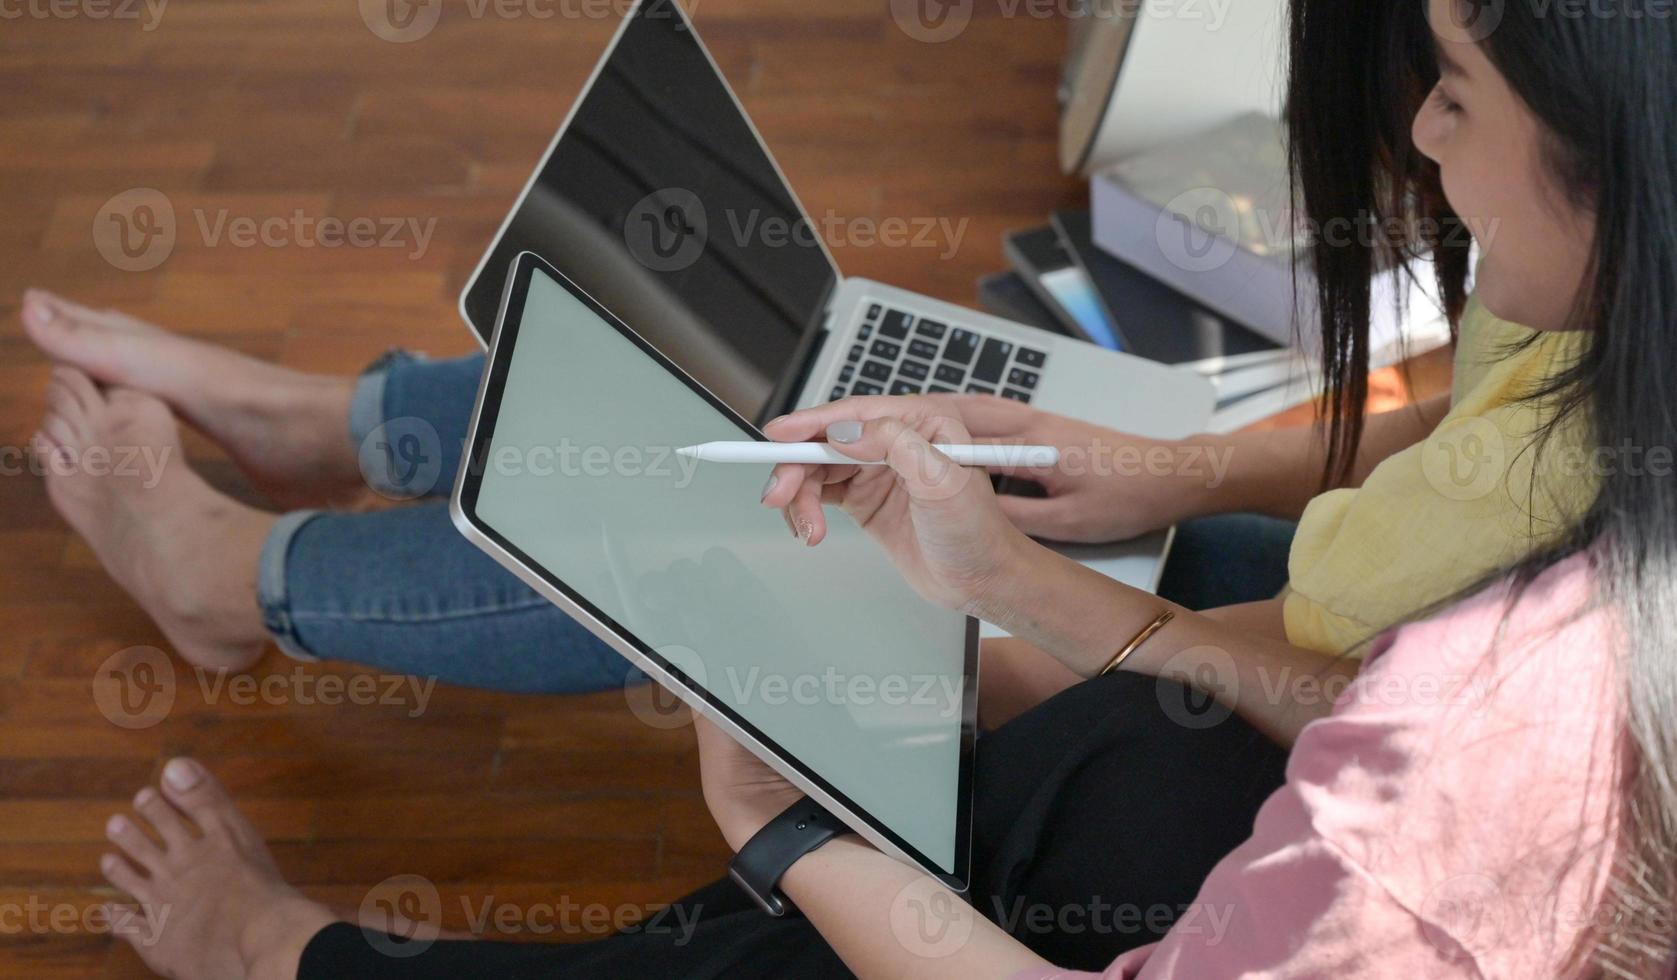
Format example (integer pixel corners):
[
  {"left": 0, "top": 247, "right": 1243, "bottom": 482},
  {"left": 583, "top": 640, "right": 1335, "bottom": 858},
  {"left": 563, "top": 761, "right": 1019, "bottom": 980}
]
[{"left": 239, "top": 894, "right": 337, "bottom": 980}]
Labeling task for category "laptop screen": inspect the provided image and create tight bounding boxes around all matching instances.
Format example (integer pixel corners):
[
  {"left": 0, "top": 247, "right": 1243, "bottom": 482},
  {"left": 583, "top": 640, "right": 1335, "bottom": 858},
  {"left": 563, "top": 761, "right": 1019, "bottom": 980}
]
[{"left": 461, "top": 0, "right": 840, "bottom": 419}]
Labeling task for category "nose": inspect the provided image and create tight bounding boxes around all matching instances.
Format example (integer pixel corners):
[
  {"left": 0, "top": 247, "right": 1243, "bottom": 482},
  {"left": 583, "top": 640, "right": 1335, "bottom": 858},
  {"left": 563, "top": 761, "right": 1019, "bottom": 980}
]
[{"left": 1412, "top": 91, "right": 1447, "bottom": 165}]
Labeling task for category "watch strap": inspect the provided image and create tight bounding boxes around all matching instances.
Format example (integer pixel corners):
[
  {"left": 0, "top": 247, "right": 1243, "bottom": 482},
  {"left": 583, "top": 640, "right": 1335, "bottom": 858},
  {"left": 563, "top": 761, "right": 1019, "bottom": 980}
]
[{"left": 728, "top": 797, "right": 847, "bottom": 916}]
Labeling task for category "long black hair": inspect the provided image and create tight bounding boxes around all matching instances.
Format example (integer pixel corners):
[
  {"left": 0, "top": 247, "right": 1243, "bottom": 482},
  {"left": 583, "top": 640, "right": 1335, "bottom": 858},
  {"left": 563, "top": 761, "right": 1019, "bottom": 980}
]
[{"left": 1286, "top": 0, "right": 1677, "bottom": 975}]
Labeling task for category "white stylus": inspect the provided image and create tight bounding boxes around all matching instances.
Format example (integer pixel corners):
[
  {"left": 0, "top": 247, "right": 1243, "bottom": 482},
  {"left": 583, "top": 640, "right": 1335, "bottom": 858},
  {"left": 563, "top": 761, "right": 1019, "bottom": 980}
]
[{"left": 675, "top": 441, "right": 1060, "bottom": 468}]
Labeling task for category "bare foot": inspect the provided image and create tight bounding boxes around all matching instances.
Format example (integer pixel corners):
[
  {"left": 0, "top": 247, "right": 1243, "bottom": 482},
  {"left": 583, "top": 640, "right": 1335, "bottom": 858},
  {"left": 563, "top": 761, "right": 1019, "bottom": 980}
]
[
  {"left": 21, "top": 289, "right": 362, "bottom": 509},
  {"left": 101, "top": 759, "right": 339, "bottom": 980},
  {"left": 36, "top": 369, "right": 274, "bottom": 672}
]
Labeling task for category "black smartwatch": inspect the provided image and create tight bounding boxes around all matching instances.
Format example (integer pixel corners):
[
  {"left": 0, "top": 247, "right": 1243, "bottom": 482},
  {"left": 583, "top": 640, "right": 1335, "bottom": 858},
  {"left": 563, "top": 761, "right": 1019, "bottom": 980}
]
[{"left": 728, "top": 797, "right": 849, "bottom": 916}]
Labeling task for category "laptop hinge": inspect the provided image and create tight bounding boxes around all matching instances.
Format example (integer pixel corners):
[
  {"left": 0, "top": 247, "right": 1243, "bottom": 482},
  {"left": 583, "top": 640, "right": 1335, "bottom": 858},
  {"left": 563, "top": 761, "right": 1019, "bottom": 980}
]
[{"left": 758, "top": 301, "right": 835, "bottom": 425}]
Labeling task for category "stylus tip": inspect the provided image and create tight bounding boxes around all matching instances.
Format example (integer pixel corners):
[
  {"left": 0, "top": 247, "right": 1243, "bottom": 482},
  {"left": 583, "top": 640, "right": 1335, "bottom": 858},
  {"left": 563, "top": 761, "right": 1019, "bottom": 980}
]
[{"left": 675, "top": 446, "right": 697, "bottom": 457}]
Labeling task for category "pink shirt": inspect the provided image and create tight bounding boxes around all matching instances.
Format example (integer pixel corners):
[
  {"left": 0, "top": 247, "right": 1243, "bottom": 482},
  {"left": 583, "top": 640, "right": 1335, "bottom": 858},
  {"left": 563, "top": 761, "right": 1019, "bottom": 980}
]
[{"left": 1016, "top": 553, "right": 1621, "bottom": 979}]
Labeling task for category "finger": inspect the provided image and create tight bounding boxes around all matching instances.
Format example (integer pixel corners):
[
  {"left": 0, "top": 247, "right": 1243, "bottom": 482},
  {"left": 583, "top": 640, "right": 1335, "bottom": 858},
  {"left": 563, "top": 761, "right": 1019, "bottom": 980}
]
[
  {"left": 947, "top": 393, "right": 1035, "bottom": 435},
  {"left": 761, "top": 394, "right": 942, "bottom": 443},
  {"left": 760, "top": 463, "right": 810, "bottom": 508},
  {"left": 826, "top": 416, "right": 974, "bottom": 502},
  {"left": 787, "top": 473, "right": 826, "bottom": 546}
]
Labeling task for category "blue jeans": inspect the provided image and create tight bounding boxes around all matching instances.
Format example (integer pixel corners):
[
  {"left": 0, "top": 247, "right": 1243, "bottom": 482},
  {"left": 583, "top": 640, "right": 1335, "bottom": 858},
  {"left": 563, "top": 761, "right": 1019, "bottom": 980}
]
[
  {"left": 254, "top": 352, "right": 1295, "bottom": 693},
  {"left": 255, "top": 352, "right": 639, "bottom": 694}
]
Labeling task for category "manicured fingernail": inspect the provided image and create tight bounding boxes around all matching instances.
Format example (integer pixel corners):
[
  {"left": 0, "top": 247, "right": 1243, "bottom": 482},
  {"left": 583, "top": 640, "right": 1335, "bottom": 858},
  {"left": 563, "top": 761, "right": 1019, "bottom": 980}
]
[
  {"left": 163, "top": 758, "right": 201, "bottom": 792},
  {"left": 761, "top": 474, "right": 778, "bottom": 501},
  {"left": 827, "top": 421, "right": 863, "bottom": 444},
  {"left": 134, "top": 788, "right": 156, "bottom": 807},
  {"left": 797, "top": 519, "right": 815, "bottom": 544},
  {"left": 106, "top": 815, "right": 128, "bottom": 837},
  {"left": 764, "top": 414, "right": 790, "bottom": 428},
  {"left": 21, "top": 299, "right": 48, "bottom": 329}
]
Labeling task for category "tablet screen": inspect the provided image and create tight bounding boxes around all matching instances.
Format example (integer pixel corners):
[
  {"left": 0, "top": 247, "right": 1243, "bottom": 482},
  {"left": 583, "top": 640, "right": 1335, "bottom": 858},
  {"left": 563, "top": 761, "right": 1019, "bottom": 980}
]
[{"left": 463, "top": 262, "right": 973, "bottom": 877}]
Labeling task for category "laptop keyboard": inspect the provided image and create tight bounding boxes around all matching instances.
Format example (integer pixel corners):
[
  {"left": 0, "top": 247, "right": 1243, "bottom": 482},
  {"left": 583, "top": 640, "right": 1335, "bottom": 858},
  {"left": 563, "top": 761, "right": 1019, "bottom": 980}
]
[{"left": 827, "top": 303, "right": 1047, "bottom": 403}]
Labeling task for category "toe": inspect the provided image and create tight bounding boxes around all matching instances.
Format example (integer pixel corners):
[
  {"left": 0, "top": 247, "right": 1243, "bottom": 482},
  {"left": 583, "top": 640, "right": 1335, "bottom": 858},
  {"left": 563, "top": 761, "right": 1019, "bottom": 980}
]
[
  {"left": 51, "top": 366, "right": 103, "bottom": 414},
  {"left": 101, "top": 902, "right": 151, "bottom": 950},
  {"left": 106, "top": 813, "right": 165, "bottom": 873},
  {"left": 160, "top": 759, "right": 256, "bottom": 844},
  {"left": 39, "top": 406, "right": 84, "bottom": 455},
  {"left": 100, "top": 852, "right": 154, "bottom": 905},
  {"left": 133, "top": 785, "right": 193, "bottom": 849}
]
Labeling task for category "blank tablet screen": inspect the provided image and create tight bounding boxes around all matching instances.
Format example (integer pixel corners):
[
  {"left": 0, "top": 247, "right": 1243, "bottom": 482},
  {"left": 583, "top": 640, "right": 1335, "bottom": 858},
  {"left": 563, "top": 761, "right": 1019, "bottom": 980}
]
[{"left": 466, "top": 264, "right": 972, "bottom": 875}]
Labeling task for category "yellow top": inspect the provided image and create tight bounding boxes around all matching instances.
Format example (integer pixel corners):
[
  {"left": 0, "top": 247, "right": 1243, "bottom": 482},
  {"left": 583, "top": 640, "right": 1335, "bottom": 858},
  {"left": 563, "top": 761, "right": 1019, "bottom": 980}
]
[{"left": 1282, "top": 298, "right": 1593, "bottom": 655}]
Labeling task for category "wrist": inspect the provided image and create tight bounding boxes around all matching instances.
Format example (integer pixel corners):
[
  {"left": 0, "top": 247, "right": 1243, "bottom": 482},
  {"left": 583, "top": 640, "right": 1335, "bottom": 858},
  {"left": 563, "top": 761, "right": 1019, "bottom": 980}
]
[
  {"left": 1166, "top": 432, "right": 1241, "bottom": 521},
  {"left": 966, "top": 534, "right": 1070, "bottom": 632}
]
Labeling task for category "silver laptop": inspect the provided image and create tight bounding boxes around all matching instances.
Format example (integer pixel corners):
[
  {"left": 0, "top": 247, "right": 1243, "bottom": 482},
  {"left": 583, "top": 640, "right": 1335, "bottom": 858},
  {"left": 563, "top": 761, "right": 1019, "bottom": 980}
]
[{"left": 457, "top": 0, "right": 1216, "bottom": 602}]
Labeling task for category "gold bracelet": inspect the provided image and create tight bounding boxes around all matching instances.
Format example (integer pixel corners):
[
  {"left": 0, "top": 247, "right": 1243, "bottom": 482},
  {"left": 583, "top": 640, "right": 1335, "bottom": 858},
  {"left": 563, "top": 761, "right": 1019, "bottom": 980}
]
[{"left": 1098, "top": 610, "right": 1175, "bottom": 677}]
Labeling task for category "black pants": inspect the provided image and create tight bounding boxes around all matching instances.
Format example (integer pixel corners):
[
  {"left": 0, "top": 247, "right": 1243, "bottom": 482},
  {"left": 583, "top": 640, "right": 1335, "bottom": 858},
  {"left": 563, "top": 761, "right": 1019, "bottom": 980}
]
[{"left": 299, "top": 516, "right": 1295, "bottom": 978}]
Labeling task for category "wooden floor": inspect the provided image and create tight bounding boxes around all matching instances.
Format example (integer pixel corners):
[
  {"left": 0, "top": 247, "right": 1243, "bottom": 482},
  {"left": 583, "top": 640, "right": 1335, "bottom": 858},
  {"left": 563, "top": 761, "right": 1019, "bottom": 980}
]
[{"left": 0, "top": 2, "right": 1446, "bottom": 976}]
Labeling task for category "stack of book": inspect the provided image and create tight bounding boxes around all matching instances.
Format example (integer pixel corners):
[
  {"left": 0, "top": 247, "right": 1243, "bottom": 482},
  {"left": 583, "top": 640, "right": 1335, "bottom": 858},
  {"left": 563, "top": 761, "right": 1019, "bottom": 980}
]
[{"left": 979, "top": 114, "right": 1451, "bottom": 434}]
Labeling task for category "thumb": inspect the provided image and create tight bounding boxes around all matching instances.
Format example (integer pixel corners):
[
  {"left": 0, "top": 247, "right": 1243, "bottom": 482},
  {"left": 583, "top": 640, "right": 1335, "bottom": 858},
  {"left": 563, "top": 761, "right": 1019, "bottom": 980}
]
[{"left": 824, "top": 417, "right": 977, "bottom": 504}]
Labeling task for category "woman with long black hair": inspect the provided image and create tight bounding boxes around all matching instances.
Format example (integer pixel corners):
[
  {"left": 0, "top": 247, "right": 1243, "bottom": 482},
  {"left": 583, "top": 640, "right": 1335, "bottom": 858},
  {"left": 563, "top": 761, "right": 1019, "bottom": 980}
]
[{"left": 87, "top": 0, "right": 1674, "bottom": 976}]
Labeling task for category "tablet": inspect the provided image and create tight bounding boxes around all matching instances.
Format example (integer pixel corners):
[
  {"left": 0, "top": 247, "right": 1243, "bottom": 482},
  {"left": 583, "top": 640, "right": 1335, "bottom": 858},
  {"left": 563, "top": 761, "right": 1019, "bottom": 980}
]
[{"left": 452, "top": 252, "right": 977, "bottom": 889}]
